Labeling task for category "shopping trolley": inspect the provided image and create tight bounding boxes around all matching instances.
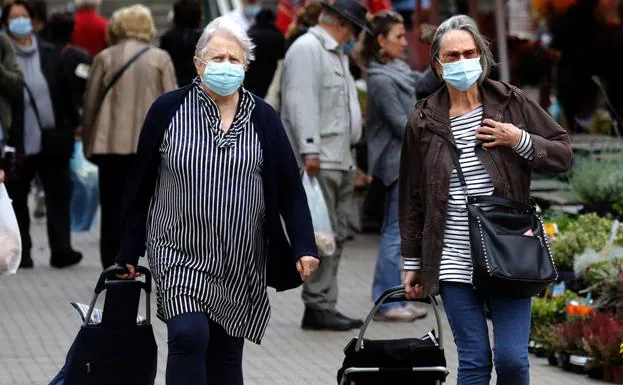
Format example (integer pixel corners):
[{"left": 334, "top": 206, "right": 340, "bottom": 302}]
[{"left": 337, "top": 286, "right": 449, "bottom": 385}]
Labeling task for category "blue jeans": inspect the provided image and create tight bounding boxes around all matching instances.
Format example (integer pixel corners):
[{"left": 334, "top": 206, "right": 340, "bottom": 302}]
[
  {"left": 440, "top": 282, "right": 531, "bottom": 385},
  {"left": 372, "top": 183, "right": 402, "bottom": 312},
  {"left": 166, "top": 312, "right": 244, "bottom": 385}
]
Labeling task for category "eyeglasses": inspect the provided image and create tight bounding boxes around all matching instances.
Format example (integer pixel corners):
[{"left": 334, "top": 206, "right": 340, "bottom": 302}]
[{"left": 440, "top": 49, "right": 480, "bottom": 63}]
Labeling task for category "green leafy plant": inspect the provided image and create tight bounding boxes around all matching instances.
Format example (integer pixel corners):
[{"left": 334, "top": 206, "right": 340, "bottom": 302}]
[
  {"left": 551, "top": 213, "right": 623, "bottom": 271},
  {"left": 570, "top": 156, "right": 623, "bottom": 212},
  {"left": 584, "top": 259, "right": 623, "bottom": 311},
  {"left": 574, "top": 246, "right": 623, "bottom": 276}
]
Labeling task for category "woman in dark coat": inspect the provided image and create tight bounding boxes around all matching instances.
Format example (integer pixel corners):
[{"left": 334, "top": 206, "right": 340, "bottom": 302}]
[{"left": 1, "top": 0, "right": 82, "bottom": 269}]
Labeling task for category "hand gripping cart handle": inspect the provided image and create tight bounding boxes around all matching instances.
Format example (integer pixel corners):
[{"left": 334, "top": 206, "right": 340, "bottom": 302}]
[
  {"left": 338, "top": 286, "right": 449, "bottom": 385},
  {"left": 84, "top": 265, "right": 153, "bottom": 327}
]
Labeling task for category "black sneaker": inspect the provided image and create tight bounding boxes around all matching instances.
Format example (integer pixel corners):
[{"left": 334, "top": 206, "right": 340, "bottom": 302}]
[
  {"left": 332, "top": 310, "right": 364, "bottom": 329},
  {"left": 19, "top": 257, "right": 34, "bottom": 269},
  {"left": 301, "top": 307, "right": 354, "bottom": 331},
  {"left": 51, "top": 250, "right": 83, "bottom": 269}
]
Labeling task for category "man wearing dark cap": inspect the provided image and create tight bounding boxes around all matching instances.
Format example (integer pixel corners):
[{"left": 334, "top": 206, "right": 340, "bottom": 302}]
[{"left": 281, "top": 0, "right": 368, "bottom": 331}]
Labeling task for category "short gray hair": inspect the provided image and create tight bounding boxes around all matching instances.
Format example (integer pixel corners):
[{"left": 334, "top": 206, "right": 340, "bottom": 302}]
[
  {"left": 318, "top": 9, "right": 341, "bottom": 26},
  {"left": 430, "top": 15, "right": 495, "bottom": 82},
  {"left": 195, "top": 16, "right": 255, "bottom": 64}
]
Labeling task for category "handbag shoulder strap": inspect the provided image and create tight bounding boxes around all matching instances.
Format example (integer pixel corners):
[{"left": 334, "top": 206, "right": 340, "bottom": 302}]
[
  {"left": 446, "top": 141, "right": 469, "bottom": 196},
  {"left": 23, "top": 82, "right": 44, "bottom": 132},
  {"left": 101, "top": 46, "right": 150, "bottom": 100}
]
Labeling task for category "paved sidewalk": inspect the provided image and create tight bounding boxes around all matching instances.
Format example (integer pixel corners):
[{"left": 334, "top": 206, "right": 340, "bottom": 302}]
[{"left": 0, "top": 215, "right": 600, "bottom": 385}]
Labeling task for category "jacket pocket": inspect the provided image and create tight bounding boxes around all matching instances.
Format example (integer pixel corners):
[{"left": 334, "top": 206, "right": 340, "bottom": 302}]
[{"left": 319, "top": 75, "right": 348, "bottom": 137}]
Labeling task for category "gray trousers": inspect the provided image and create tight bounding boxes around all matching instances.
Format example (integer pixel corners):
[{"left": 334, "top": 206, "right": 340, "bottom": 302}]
[{"left": 302, "top": 168, "right": 355, "bottom": 310}]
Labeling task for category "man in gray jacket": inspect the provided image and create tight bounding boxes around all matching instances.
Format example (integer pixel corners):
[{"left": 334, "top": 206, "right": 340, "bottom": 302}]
[{"left": 281, "top": 0, "right": 367, "bottom": 331}]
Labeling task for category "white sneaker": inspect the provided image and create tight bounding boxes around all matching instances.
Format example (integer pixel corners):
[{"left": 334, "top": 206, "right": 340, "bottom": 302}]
[
  {"left": 373, "top": 306, "right": 418, "bottom": 322},
  {"left": 405, "top": 303, "right": 428, "bottom": 319}
]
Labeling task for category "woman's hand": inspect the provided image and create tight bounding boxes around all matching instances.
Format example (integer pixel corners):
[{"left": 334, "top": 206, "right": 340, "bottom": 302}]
[
  {"left": 476, "top": 119, "right": 522, "bottom": 149},
  {"left": 296, "top": 256, "right": 320, "bottom": 282},
  {"left": 0, "top": 169, "right": 4, "bottom": 184},
  {"left": 115, "top": 263, "right": 141, "bottom": 279},
  {"left": 403, "top": 270, "right": 424, "bottom": 299}
]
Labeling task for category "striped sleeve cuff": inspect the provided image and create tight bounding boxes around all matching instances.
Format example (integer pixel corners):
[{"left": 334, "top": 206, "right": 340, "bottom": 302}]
[
  {"left": 513, "top": 130, "right": 535, "bottom": 161},
  {"left": 403, "top": 257, "right": 421, "bottom": 271}
]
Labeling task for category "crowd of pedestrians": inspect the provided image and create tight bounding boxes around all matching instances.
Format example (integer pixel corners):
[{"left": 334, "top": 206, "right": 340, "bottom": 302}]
[{"left": 0, "top": 0, "right": 584, "bottom": 384}]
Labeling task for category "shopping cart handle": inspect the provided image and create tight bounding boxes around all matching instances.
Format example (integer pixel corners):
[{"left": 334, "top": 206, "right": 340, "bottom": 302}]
[
  {"left": 95, "top": 265, "right": 152, "bottom": 295},
  {"left": 374, "top": 286, "right": 438, "bottom": 307},
  {"left": 355, "top": 286, "right": 444, "bottom": 352}
]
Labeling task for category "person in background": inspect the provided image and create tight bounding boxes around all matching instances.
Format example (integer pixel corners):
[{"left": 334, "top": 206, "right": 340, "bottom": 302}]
[
  {"left": 1, "top": 0, "right": 82, "bottom": 269},
  {"left": 0, "top": 31, "right": 24, "bottom": 185},
  {"left": 71, "top": 0, "right": 108, "bottom": 57},
  {"left": 225, "top": 0, "right": 262, "bottom": 31},
  {"left": 46, "top": 11, "right": 92, "bottom": 115},
  {"left": 114, "top": 16, "right": 319, "bottom": 385},
  {"left": 82, "top": 4, "right": 177, "bottom": 269},
  {"left": 281, "top": 0, "right": 366, "bottom": 331},
  {"left": 244, "top": 9, "right": 285, "bottom": 98},
  {"left": 28, "top": 0, "right": 49, "bottom": 39},
  {"left": 400, "top": 15, "right": 572, "bottom": 384},
  {"left": 285, "top": 0, "right": 322, "bottom": 51},
  {"left": 360, "top": 11, "right": 438, "bottom": 322},
  {"left": 160, "top": 0, "right": 203, "bottom": 87}
]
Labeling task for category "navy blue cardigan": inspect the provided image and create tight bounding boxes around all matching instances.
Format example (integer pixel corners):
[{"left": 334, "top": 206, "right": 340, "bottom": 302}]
[{"left": 116, "top": 85, "right": 319, "bottom": 291}]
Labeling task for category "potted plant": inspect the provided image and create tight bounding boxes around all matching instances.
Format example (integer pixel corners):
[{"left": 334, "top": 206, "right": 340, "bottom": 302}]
[
  {"left": 553, "top": 318, "right": 590, "bottom": 372},
  {"left": 570, "top": 156, "right": 623, "bottom": 216},
  {"left": 583, "top": 312, "right": 623, "bottom": 382}
]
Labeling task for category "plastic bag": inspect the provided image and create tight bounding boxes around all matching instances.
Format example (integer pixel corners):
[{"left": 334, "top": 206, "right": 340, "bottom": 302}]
[
  {"left": 302, "top": 172, "right": 336, "bottom": 257},
  {"left": 70, "top": 141, "right": 99, "bottom": 232},
  {"left": 0, "top": 183, "right": 21, "bottom": 274}
]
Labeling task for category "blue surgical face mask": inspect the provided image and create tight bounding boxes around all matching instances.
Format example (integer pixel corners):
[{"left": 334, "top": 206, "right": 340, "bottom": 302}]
[
  {"left": 439, "top": 57, "right": 482, "bottom": 92},
  {"left": 9, "top": 17, "right": 33, "bottom": 38},
  {"left": 243, "top": 4, "right": 261, "bottom": 19},
  {"left": 199, "top": 60, "right": 245, "bottom": 96},
  {"left": 342, "top": 37, "right": 356, "bottom": 54}
]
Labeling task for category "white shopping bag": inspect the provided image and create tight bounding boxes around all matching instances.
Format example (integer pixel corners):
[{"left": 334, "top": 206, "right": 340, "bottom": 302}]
[
  {"left": 302, "top": 172, "right": 336, "bottom": 257},
  {"left": 0, "top": 183, "right": 21, "bottom": 274}
]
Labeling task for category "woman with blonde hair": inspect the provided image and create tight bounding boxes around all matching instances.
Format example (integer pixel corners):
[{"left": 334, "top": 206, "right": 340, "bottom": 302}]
[{"left": 83, "top": 4, "right": 177, "bottom": 269}]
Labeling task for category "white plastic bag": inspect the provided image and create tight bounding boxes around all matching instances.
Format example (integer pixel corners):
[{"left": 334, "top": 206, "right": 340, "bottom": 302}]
[
  {"left": 302, "top": 172, "right": 336, "bottom": 257},
  {"left": 0, "top": 183, "right": 21, "bottom": 274}
]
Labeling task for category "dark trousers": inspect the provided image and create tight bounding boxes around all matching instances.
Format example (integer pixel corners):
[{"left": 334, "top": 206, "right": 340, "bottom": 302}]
[
  {"left": 166, "top": 312, "right": 244, "bottom": 385},
  {"left": 96, "top": 154, "right": 134, "bottom": 268},
  {"left": 5, "top": 154, "right": 73, "bottom": 262}
]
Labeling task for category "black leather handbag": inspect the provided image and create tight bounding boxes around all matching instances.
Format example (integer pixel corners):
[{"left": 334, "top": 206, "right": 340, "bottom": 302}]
[{"left": 449, "top": 144, "right": 557, "bottom": 297}]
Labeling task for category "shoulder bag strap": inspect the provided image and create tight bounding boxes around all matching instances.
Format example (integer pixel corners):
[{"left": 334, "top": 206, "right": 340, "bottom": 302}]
[
  {"left": 23, "top": 82, "right": 44, "bottom": 132},
  {"left": 101, "top": 46, "right": 151, "bottom": 100},
  {"left": 446, "top": 141, "right": 469, "bottom": 198}
]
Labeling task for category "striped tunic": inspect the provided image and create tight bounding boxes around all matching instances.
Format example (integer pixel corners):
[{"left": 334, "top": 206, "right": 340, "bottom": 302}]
[
  {"left": 146, "top": 79, "right": 270, "bottom": 344},
  {"left": 404, "top": 106, "right": 534, "bottom": 283}
]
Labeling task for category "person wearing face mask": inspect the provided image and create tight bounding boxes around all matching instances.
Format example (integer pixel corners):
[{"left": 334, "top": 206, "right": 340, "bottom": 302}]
[
  {"left": 360, "top": 11, "right": 439, "bottom": 323},
  {"left": 1, "top": 0, "right": 83, "bottom": 269},
  {"left": 113, "top": 16, "right": 319, "bottom": 385},
  {"left": 281, "top": 0, "right": 367, "bottom": 331},
  {"left": 224, "top": 0, "right": 262, "bottom": 32},
  {"left": 82, "top": 5, "right": 177, "bottom": 269},
  {"left": 400, "top": 15, "right": 572, "bottom": 385}
]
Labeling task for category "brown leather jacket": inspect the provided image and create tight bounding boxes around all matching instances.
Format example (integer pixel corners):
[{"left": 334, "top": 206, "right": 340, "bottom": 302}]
[{"left": 398, "top": 79, "right": 572, "bottom": 296}]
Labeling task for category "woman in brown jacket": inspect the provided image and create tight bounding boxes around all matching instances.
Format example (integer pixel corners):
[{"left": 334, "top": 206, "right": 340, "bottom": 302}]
[
  {"left": 399, "top": 15, "right": 572, "bottom": 385},
  {"left": 83, "top": 4, "right": 177, "bottom": 268}
]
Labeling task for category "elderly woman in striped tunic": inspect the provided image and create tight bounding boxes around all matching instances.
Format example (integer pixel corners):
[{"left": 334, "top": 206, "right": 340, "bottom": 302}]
[{"left": 115, "top": 16, "right": 319, "bottom": 385}]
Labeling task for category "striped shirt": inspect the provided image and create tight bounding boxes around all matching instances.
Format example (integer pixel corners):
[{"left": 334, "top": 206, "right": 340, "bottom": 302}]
[
  {"left": 146, "top": 79, "right": 270, "bottom": 343},
  {"left": 403, "top": 106, "right": 534, "bottom": 283}
]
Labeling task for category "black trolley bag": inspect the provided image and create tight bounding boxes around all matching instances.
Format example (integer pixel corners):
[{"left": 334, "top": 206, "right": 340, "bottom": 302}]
[
  {"left": 337, "top": 286, "right": 449, "bottom": 385},
  {"left": 59, "top": 265, "right": 157, "bottom": 385}
]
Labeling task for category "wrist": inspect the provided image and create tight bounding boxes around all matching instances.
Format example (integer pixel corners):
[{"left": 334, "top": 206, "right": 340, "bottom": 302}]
[{"left": 512, "top": 129, "right": 524, "bottom": 148}]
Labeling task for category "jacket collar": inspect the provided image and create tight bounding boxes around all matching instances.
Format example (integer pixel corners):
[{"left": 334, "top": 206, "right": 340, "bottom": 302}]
[
  {"left": 308, "top": 26, "right": 340, "bottom": 52},
  {"left": 419, "top": 79, "right": 515, "bottom": 142}
]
